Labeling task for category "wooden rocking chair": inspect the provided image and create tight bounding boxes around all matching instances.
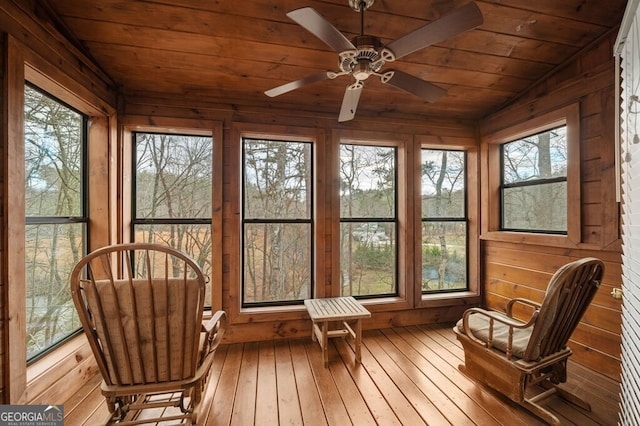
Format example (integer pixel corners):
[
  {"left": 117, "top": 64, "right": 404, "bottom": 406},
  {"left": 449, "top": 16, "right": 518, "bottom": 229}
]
[
  {"left": 453, "top": 257, "right": 604, "bottom": 425},
  {"left": 70, "top": 243, "right": 226, "bottom": 425}
]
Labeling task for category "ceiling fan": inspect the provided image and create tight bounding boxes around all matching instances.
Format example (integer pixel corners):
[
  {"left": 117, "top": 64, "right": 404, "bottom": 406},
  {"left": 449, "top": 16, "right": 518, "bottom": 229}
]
[{"left": 264, "top": 0, "right": 484, "bottom": 122}]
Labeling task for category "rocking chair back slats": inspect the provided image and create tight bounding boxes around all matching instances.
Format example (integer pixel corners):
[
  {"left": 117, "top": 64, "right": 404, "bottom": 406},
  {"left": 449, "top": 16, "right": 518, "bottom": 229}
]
[
  {"left": 71, "top": 243, "right": 227, "bottom": 424},
  {"left": 536, "top": 259, "right": 602, "bottom": 359}
]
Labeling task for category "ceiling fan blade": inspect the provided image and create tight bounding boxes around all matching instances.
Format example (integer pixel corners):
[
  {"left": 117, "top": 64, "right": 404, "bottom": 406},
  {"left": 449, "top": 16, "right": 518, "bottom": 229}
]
[
  {"left": 386, "top": 2, "right": 483, "bottom": 61},
  {"left": 287, "top": 7, "right": 356, "bottom": 53},
  {"left": 338, "top": 83, "right": 363, "bottom": 122},
  {"left": 382, "top": 70, "right": 446, "bottom": 102},
  {"left": 265, "top": 72, "right": 331, "bottom": 97}
]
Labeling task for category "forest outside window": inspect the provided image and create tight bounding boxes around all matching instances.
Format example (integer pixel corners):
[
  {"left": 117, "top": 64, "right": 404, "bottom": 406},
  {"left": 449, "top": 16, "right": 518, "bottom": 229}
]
[
  {"left": 340, "top": 143, "right": 397, "bottom": 298},
  {"left": 501, "top": 125, "right": 568, "bottom": 234},
  {"left": 132, "top": 132, "right": 213, "bottom": 303},
  {"left": 242, "top": 138, "right": 313, "bottom": 306},
  {"left": 421, "top": 149, "right": 468, "bottom": 293},
  {"left": 24, "top": 84, "right": 87, "bottom": 362}
]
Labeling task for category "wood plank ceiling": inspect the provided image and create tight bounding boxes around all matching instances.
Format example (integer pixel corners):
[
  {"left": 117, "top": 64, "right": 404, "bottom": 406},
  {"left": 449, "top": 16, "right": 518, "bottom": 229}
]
[{"left": 38, "top": 0, "right": 628, "bottom": 122}]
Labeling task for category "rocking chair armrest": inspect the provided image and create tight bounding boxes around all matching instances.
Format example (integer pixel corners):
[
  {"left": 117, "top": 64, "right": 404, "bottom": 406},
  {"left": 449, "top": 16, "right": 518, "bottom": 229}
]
[
  {"left": 463, "top": 307, "right": 530, "bottom": 330},
  {"left": 506, "top": 297, "right": 542, "bottom": 317},
  {"left": 462, "top": 307, "right": 538, "bottom": 359},
  {"left": 201, "top": 310, "right": 227, "bottom": 354}
]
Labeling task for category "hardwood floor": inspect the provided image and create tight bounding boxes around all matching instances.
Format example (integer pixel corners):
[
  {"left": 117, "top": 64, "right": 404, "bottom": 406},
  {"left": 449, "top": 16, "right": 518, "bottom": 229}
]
[
  {"left": 200, "top": 323, "right": 620, "bottom": 425},
  {"left": 65, "top": 323, "right": 621, "bottom": 425}
]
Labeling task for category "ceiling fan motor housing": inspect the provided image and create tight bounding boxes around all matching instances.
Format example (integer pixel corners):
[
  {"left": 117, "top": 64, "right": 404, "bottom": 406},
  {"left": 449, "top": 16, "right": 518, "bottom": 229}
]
[
  {"left": 339, "top": 35, "right": 387, "bottom": 80},
  {"left": 348, "top": 0, "right": 375, "bottom": 12}
]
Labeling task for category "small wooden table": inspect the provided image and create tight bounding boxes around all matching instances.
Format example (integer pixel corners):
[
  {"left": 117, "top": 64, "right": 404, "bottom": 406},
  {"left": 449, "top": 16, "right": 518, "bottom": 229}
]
[{"left": 304, "top": 297, "right": 371, "bottom": 367}]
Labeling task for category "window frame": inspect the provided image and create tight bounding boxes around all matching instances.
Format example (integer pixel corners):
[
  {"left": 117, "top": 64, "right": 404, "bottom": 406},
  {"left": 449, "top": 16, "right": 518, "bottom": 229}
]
[
  {"left": 415, "top": 136, "right": 480, "bottom": 308},
  {"left": 482, "top": 103, "right": 581, "bottom": 247},
  {"left": 228, "top": 124, "right": 325, "bottom": 325},
  {"left": 332, "top": 129, "right": 413, "bottom": 312},
  {"left": 131, "top": 130, "right": 214, "bottom": 307},
  {"left": 420, "top": 148, "right": 469, "bottom": 295},
  {"left": 499, "top": 125, "right": 569, "bottom": 234},
  {"left": 24, "top": 82, "right": 89, "bottom": 363},
  {"left": 240, "top": 136, "right": 315, "bottom": 307},
  {"left": 122, "top": 119, "right": 223, "bottom": 311},
  {"left": 338, "top": 142, "right": 399, "bottom": 299},
  {"left": 5, "top": 44, "right": 114, "bottom": 402}
]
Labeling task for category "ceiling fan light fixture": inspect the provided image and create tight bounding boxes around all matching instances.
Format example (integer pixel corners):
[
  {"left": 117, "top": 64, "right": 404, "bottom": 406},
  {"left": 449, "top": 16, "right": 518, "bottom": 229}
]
[{"left": 352, "top": 60, "right": 371, "bottom": 80}]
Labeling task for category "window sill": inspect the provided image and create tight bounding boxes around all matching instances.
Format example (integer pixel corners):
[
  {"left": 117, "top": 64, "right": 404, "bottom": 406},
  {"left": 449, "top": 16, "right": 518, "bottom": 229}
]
[
  {"left": 231, "top": 296, "right": 414, "bottom": 323},
  {"left": 480, "top": 230, "right": 578, "bottom": 248},
  {"left": 418, "top": 290, "right": 481, "bottom": 308},
  {"left": 24, "top": 334, "right": 97, "bottom": 404}
]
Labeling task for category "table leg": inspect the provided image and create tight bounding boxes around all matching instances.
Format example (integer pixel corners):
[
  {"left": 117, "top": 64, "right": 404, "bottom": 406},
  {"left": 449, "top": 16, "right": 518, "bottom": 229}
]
[
  {"left": 322, "top": 321, "right": 329, "bottom": 368},
  {"left": 355, "top": 319, "right": 362, "bottom": 364}
]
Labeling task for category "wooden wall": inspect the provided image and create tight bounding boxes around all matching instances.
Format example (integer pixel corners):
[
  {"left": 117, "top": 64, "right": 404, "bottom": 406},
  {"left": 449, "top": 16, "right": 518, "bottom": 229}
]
[
  {"left": 0, "top": 33, "right": 7, "bottom": 405},
  {"left": 479, "top": 30, "right": 623, "bottom": 381}
]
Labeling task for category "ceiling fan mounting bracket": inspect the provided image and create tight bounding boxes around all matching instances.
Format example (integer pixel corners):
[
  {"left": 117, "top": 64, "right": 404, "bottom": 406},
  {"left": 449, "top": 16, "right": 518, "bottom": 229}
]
[{"left": 348, "top": 0, "right": 375, "bottom": 12}]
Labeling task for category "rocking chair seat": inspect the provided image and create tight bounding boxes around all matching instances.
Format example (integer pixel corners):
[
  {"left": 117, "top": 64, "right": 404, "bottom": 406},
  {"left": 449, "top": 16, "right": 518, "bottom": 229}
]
[{"left": 456, "top": 313, "right": 533, "bottom": 359}]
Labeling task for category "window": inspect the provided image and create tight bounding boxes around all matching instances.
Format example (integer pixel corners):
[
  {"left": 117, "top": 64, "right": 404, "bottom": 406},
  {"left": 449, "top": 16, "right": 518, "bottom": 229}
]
[
  {"left": 132, "top": 132, "right": 213, "bottom": 302},
  {"left": 501, "top": 125, "right": 567, "bottom": 233},
  {"left": 242, "top": 138, "right": 313, "bottom": 306},
  {"left": 421, "top": 149, "right": 467, "bottom": 293},
  {"left": 24, "top": 84, "right": 87, "bottom": 361},
  {"left": 340, "top": 143, "right": 397, "bottom": 298},
  {"left": 483, "top": 104, "right": 579, "bottom": 245}
]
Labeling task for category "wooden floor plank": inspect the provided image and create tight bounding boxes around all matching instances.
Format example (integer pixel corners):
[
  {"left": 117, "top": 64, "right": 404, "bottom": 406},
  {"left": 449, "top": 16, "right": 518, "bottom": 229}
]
[
  {"left": 255, "top": 340, "right": 279, "bottom": 425},
  {"left": 289, "top": 339, "right": 328, "bottom": 426},
  {"left": 275, "top": 340, "right": 305, "bottom": 425},
  {"left": 230, "top": 341, "right": 259, "bottom": 426},
  {"left": 364, "top": 330, "right": 452, "bottom": 425},
  {"left": 354, "top": 331, "right": 426, "bottom": 425},
  {"left": 380, "top": 327, "right": 502, "bottom": 426},
  {"left": 198, "top": 344, "right": 229, "bottom": 425},
  {"left": 402, "top": 325, "right": 544, "bottom": 426},
  {"left": 206, "top": 343, "right": 243, "bottom": 426},
  {"left": 305, "top": 340, "right": 352, "bottom": 426},
  {"left": 333, "top": 338, "right": 402, "bottom": 426},
  {"left": 326, "top": 341, "right": 377, "bottom": 425}
]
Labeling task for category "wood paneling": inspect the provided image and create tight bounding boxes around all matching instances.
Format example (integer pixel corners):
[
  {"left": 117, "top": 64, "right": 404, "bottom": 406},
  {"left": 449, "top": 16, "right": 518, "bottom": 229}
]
[
  {"left": 0, "top": 33, "right": 6, "bottom": 406},
  {"left": 39, "top": 0, "right": 627, "bottom": 122},
  {"left": 4, "top": 33, "right": 26, "bottom": 403},
  {"left": 479, "top": 31, "right": 622, "bottom": 380}
]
